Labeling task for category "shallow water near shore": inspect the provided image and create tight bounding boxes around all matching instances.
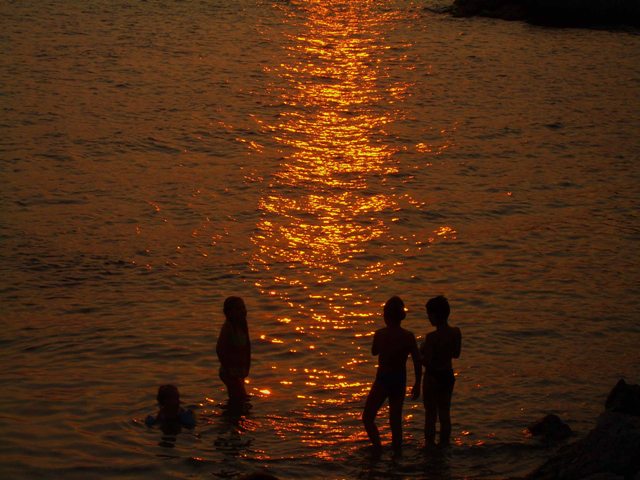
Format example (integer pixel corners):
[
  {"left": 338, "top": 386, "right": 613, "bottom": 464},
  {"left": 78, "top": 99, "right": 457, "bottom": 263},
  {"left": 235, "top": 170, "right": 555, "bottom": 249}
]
[{"left": 1, "top": 1, "right": 639, "bottom": 479}]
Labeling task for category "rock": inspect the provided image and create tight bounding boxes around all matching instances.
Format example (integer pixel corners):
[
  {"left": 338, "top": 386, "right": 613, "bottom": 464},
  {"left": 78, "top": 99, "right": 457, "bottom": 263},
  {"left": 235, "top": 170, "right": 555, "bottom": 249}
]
[
  {"left": 527, "top": 414, "right": 573, "bottom": 440},
  {"left": 452, "top": 0, "right": 527, "bottom": 20},
  {"left": 529, "top": 0, "right": 640, "bottom": 27},
  {"left": 527, "top": 380, "right": 640, "bottom": 480},
  {"left": 581, "top": 474, "right": 625, "bottom": 480},
  {"left": 605, "top": 378, "right": 640, "bottom": 416},
  {"left": 450, "top": 0, "right": 640, "bottom": 27},
  {"left": 423, "top": 4, "right": 455, "bottom": 14}
]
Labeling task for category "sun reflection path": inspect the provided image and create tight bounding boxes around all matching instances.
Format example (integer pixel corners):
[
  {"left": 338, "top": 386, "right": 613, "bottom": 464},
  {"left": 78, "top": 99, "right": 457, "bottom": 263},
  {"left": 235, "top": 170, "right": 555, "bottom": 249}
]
[
  {"left": 245, "top": 0, "right": 456, "bottom": 452},
  {"left": 252, "top": 1, "right": 407, "bottom": 324}
]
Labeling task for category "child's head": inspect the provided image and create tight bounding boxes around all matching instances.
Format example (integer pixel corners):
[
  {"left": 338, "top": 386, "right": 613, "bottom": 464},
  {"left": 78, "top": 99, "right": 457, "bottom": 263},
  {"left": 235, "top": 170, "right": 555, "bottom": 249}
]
[
  {"left": 383, "top": 296, "right": 406, "bottom": 326},
  {"left": 426, "top": 295, "right": 450, "bottom": 326},
  {"left": 157, "top": 384, "right": 180, "bottom": 409},
  {"left": 223, "top": 296, "right": 247, "bottom": 324}
]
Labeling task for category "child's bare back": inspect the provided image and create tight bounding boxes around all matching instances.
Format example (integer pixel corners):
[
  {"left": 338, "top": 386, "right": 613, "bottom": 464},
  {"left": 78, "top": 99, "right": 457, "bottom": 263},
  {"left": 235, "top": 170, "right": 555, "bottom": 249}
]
[
  {"left": 421, "top": 324, "right": 461, "bottom": 372},
  {"left": 373, "top": 326, "right": 419, "bottom": 375},
  {"left": 362, "top": 296, "right": 421, "bottom": 453}
]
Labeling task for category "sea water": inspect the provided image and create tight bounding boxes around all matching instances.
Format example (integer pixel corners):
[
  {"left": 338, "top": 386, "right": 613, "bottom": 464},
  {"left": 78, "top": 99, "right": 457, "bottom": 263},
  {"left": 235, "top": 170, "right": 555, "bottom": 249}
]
[{"left": 1, "top": 1, "right": 639, "bottom": 478}]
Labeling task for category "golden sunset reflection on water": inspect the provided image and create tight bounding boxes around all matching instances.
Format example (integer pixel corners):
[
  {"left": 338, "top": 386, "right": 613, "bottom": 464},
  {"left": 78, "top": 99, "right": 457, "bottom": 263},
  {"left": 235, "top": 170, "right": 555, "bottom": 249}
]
[
  {"left": 252, "top": 0, "right": 406, "bottom": 319},
  {"left": 241, "top": 0, "right": 462, "bottom": 452},
  {"left": 247, "top": 0, "right": 422, "bottom": 449}
]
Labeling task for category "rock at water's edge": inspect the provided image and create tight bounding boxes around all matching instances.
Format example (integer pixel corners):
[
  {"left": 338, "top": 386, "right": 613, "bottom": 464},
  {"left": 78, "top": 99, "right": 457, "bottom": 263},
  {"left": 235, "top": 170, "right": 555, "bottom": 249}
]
[
  {"left": 606, "top": 378, "right": 640, "bottom": 416},
  {"left": 451, "top": 0, "right": 640, "bottom": 27},
  {"left": 527, "top": 414, "right": 573, "bottom": 441},
  {"left": 527, "top": 379, "right": 640, "bottom": 480}
]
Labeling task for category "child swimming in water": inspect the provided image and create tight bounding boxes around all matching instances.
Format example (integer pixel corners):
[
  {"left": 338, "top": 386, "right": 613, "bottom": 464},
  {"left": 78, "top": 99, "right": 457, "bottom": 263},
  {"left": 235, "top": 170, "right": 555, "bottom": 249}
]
[
  {"left": 362, "top": 296, "right": 421, "bottom": 454},
  {"left": 216, "top": 296, "right": 251, "bottom": 403},
  {"left": 421, "top": 295, "right": 462, "bottom": 447},
  {"left": 145, "top": 384, "right": 196, "bottom": 430}
]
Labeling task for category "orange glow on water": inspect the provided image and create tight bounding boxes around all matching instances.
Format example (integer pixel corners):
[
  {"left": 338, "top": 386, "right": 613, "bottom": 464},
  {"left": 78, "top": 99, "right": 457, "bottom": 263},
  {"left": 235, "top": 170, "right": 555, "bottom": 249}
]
[
  {"left": 250, "top": 1, "right": 414, "bottom": 331},
  {"left": 244, "top": 0, "right": 427, "bottom": 454}
]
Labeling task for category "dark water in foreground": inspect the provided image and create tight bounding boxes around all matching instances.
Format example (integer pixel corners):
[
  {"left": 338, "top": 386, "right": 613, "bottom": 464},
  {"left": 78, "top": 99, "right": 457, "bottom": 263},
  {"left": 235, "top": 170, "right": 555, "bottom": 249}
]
[{"left": 1, "top": 1, "right": 639, "bottom": 478}]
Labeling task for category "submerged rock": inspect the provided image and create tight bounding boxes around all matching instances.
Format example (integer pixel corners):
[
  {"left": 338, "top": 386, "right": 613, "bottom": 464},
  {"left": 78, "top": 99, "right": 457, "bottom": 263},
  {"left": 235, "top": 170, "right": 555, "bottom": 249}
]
[
  {"left": 527, "top": 379, "right": 640, "bottom": 480},
  {"left": 528, "top": 414, "right": 573, "bottom": 441},
  {"left": 450, "top": 0, "right": 640, "bottom": 27},
  {"left": 605, "top": 378, "right": 640, "bottom": 416}
]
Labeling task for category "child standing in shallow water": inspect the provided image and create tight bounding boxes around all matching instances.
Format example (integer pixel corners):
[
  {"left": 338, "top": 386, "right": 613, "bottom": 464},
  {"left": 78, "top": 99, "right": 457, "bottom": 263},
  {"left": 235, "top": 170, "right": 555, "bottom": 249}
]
[
  {"left": 216, "top": 296, "right": 251, "bottom": 403},
  {"left": 362, "top": 296, "right": 421, "bottom": 453},
  {"left": 421, "top": 295, "right": 462, "bottom": 447}
]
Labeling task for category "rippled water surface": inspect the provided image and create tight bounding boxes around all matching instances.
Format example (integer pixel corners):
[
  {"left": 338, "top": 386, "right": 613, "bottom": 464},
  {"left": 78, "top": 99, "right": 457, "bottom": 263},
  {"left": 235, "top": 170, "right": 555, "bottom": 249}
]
[{"left": 1, "top": 1, "right": 639, "bottom": 478}]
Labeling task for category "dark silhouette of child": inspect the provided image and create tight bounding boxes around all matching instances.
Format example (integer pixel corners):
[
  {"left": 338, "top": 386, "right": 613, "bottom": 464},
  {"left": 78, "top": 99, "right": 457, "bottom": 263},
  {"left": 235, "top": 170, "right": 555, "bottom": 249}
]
[
  {"left": 362, "top": 296, "right": 421, "bottom": 453},
  {"left": 145, "top": 384, "right": 196, "bottom": 432},
  {"left": 216, "top": 296, "right": 251, "bottom": 403},
  {"left": 421, "top": 295, "right": 462, "bottom": 447}
]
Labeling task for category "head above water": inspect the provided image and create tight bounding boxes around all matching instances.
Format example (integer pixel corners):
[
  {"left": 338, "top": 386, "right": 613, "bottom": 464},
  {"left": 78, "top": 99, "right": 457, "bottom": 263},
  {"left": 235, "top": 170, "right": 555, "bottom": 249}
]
[
  {"left": 383, "top": 296, "right": 406, "bottom": 325},
  {"left": 426, "top": 295, "right": 450, "bottom": 326},
  {"left": 223, "top": 296, "right": 247, "bottom": 325},
  {"left": 157, "top": 384, "right": 180, "bottom": 408}
]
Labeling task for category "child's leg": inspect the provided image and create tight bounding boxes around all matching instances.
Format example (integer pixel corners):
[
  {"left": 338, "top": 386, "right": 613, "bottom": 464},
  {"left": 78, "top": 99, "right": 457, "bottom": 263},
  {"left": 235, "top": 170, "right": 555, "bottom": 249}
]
[
  {"left": 362, "top": 383, "right": 386, "bottom": 450},
  {"left": 436, "top": 377, "right": 455, "bottom": 445},
  {"left": 229, "top": 377, "right": 248, "bottom": 401},
  {"left": 423, "top": 379, "right": 437, "bottom": 446},
  {"left": 221, "top": 372, "right": 247, "bottom": 402},
  {"left": 388, "top": 392, "right": 405, "bottom": 452}
]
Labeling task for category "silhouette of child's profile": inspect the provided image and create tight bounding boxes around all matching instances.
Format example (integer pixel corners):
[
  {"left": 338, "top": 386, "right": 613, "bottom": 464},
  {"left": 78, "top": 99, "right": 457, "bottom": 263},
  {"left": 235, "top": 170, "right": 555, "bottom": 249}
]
[
  {"left": 421, "top": 295, "right": 462, "bottom": 447},
  {"left": 216, "top": 296, "right": 251, "bottom": 404},
  {"left": 362, "top": 296, "right": 421, "bottom": 454}
]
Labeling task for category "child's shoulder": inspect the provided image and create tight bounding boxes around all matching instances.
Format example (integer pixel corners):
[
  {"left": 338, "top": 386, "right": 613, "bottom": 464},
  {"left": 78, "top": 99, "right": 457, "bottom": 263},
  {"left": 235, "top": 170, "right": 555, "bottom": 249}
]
[
  {"left": 400, "top": 325, "right": 415, "bottom": 334},
  {"left": 399, "top": 326, "right": 417, "bottom": 340}
]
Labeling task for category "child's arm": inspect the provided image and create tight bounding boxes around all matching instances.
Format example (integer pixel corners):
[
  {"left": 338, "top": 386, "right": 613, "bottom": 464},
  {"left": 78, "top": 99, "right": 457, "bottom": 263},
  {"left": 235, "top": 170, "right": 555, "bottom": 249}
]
[
  {"left": 371, "top": 330, "right": 380, "bottom": 356},
  {"left": 180, "top": 408, "right": 196, "bottom": 429},
  {"left": 452, "top": 327, "right": 462, "bottom": 359},
  {"left": 145, "top": 414, "right": 158, "bottom": 427},
  {"left": 410, "top": 334, "right": 421, "bottom": 399},
  {"left": 421, "top": 334, "right": 433, "bottom": 367},
  {"left": 216, "top": 322, "right": 232, "bottom": 365},
  {"left": 237, "top": 327, "right": 251, "bottom": 374},
  {"left": 244, "top": 330, "right": 251, "bottom": 372}
]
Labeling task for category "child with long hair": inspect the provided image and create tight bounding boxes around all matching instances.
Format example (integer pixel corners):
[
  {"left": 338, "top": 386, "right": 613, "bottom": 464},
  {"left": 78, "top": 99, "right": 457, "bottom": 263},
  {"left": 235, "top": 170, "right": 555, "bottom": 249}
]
[{"left": 216, "top": 296, "right": 251, "bottom": 403}]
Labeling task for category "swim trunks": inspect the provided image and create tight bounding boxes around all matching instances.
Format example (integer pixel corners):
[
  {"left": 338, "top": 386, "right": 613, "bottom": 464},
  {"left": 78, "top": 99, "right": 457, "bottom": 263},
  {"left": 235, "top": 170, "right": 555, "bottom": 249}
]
[
  {"left": 374, "top": 371, "right": 407, "bottom": 397},
  {"left": 424, "top": 368, "right": 455, "bottom": 392}
]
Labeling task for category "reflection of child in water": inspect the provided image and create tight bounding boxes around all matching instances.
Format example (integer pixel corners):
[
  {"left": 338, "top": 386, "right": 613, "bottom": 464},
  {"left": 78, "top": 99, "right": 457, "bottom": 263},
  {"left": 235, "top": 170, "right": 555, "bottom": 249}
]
[
  {"left": 362, "top": 296, "right": 421, "bottom": 453},
  {"left": 216, "top": 296, "right": 251, "bottom": 403},
  {"left": 421, "top": 296, "right": 462, "bottom": 447},
  {"left": 145, "top": 384, "right": 196, "bottom": 431}
]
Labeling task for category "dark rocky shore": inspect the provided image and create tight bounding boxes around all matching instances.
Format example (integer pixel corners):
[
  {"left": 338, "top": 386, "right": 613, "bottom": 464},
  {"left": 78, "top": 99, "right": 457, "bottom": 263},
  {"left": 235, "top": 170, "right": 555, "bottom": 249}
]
[
  {"left": 447, "top": 0, "right": 640, "bottom": 27},
  {"left": 527, "top": 379, "right": 640, "bottom": 480}
]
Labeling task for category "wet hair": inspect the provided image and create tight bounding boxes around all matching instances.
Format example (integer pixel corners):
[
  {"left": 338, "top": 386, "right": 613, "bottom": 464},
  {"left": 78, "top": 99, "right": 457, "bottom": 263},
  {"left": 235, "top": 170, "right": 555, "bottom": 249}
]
[
  {"left": 223, "top": 296, "right": 245, "bottom": 316},
  {"left": 157, "top": 384, "right": 180, "bottom": 406},
  {"left": 223, "top": 296, "right": 248, "bottom": 332},
  {"left": 426, "top": 295, "right": 450, "bottom": 325},
  {"left": 384, "top": 296, "right": 406, "bottom": 324}
]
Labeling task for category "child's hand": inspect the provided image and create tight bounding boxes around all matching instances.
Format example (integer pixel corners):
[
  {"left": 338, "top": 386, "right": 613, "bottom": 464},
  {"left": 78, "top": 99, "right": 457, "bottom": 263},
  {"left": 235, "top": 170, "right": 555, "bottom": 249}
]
[{"left": 411, "top": 384, "right": 420, "bottom": 400}]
